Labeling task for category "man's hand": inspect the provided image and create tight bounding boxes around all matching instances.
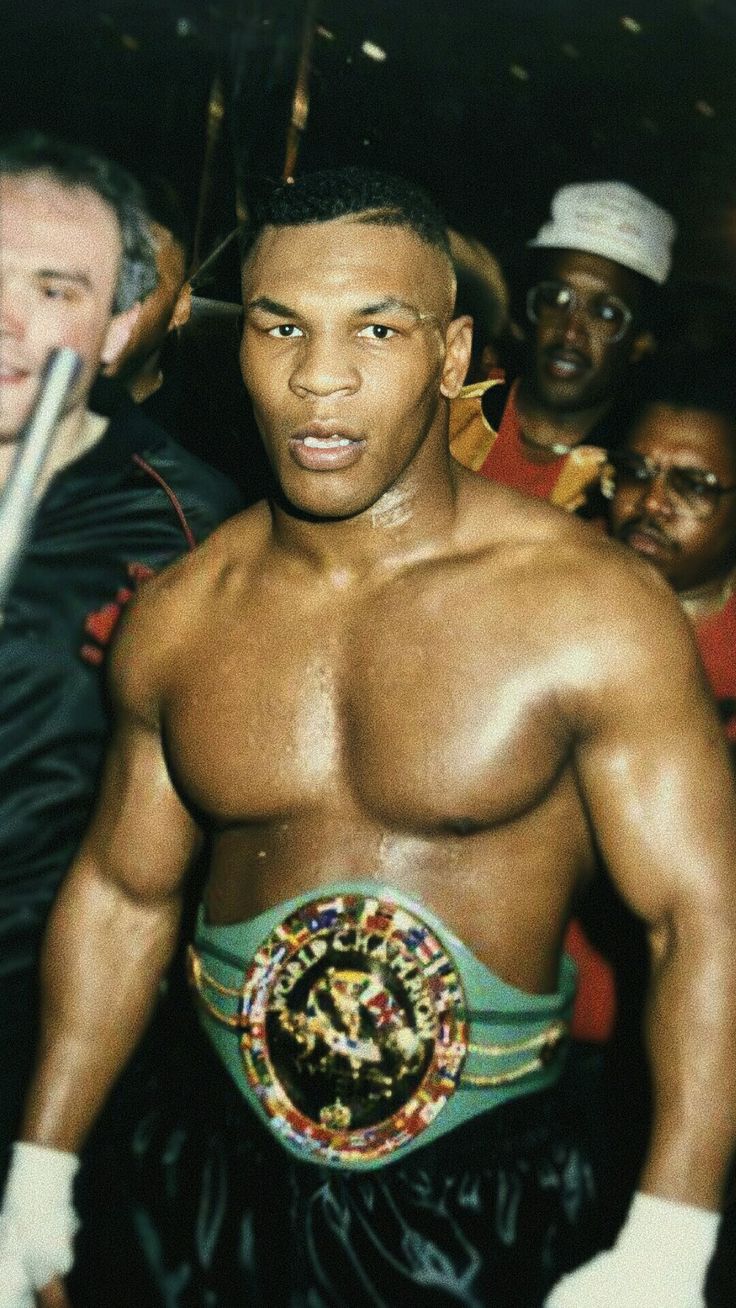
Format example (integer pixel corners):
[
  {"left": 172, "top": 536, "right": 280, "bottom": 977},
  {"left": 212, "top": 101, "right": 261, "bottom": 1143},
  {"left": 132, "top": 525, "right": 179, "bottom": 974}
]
[
  {"left": 0, "top": 1144, "right": 79, "bottom": 1308},
  {"left": 545, "top": 1192, "right": 718, "bottom": 1307},
  {"left": 546, "top": 1250, "right": 706, "bottom": 1307}
]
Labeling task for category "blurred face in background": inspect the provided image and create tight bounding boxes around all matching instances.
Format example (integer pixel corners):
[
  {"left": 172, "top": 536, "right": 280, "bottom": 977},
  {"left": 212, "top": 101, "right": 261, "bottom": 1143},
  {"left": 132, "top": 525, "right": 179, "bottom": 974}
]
[
  {"left": 526, "top": 250, "right": 650, "bottom": 413},
  {"left": 0, "top": 171, "right": 136, "bottom": 442},
  {"left": 102, "top": 220, "right": 191, "bottom": 386},
  {"left": 609, "top": 402, "right": 736, "bottom": 593}
]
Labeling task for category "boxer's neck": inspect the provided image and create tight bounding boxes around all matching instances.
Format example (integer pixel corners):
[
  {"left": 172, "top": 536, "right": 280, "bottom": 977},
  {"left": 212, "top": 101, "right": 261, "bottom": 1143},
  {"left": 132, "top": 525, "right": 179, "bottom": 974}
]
[{"left": 270, "top": 459, "right": 461, "bottom": 582}]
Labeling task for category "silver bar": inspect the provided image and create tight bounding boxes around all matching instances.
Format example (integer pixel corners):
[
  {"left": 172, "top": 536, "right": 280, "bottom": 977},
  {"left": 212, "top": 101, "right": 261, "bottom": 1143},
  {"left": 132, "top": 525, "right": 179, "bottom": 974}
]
[{"left": 0, "top": 347, "right": 81, "bottom": 614}]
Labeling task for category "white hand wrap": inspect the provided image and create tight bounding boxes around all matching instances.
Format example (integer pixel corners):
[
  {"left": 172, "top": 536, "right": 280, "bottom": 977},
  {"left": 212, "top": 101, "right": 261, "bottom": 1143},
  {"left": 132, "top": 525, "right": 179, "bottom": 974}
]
[
  {"left": 545, "top": 1192, "right": 720, "bottom": 1307},
  {"left": 0, "top": 1142, "right": 80, "bottom": 1306}
]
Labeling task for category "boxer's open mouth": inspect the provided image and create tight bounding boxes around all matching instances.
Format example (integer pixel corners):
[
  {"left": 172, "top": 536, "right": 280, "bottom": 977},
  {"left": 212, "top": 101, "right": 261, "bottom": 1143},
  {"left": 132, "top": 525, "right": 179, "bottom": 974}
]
[{"left": 290, "top": 421, "right": 365, "bottom": 471}]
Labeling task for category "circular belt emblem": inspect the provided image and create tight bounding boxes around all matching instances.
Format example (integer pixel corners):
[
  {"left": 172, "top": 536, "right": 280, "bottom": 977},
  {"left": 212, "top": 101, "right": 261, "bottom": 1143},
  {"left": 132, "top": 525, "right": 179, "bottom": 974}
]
[{"left": 239, "top": 893, "right": 468, "bottom": 1163}]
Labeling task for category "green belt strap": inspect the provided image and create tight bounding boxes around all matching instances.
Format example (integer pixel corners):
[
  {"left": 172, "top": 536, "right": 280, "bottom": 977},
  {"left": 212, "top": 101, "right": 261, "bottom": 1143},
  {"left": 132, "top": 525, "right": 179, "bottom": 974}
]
[{"left": 190, "top": 881, "right": 577, "bottom": 1170}]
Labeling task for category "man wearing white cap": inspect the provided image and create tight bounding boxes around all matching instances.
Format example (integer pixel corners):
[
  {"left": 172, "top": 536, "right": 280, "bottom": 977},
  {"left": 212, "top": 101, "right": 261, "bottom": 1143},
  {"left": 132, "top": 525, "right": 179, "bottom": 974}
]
[
  {"left": 452, "top": 182, "right": 678, "bottom": 1072},
  {"left": 450, "top": 180, "right": 676, "bottom": 513}
]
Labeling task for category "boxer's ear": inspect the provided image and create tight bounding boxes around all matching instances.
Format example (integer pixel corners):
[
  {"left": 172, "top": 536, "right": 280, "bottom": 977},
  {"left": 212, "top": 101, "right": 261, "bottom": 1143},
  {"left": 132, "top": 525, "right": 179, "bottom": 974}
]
[{"left": 440, "top": 315, "right": 473, "bottom": 398}]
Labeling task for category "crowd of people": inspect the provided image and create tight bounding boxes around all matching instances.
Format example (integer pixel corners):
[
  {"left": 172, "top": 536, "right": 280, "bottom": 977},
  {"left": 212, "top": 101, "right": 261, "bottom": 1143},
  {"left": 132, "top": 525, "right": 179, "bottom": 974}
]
[{"left": 0, "top": 129, "right": 735, "bottom": 1308}]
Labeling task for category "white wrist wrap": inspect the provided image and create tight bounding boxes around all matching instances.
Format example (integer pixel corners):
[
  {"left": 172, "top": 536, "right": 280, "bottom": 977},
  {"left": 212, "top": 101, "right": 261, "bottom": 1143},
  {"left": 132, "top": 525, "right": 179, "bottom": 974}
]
[
  {"left": 0, "top": 1142, "right": 80, "bottom": 1301},
  {"left": 620, "top": 1192, "right": 719, "bottom": 1277},
  {"left": 545, "top": 1191, "right": 720, "bottom": 1307}
]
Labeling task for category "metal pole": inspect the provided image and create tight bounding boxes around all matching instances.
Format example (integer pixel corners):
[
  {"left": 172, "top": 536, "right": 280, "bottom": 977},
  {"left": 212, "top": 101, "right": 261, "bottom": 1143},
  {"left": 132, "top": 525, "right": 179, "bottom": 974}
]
[
  {"left": 282, "top": 0, "right": 320, "bottom": 181},
  {"left": 191, "top": 72, "right": 226, "bottom": 272},
  {"left": 0, "top": 347, "right": 81, "bottom": 614}
]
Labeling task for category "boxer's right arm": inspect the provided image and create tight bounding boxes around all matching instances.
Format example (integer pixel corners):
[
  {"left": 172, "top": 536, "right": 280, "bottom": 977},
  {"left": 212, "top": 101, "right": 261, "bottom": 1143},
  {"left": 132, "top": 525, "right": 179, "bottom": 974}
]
[
  {"left": 23, "top": 717, "right": 200, "bottom": 1151},
  {"left": 1, "top": 589, "right": 201, "bottom": 1300}
]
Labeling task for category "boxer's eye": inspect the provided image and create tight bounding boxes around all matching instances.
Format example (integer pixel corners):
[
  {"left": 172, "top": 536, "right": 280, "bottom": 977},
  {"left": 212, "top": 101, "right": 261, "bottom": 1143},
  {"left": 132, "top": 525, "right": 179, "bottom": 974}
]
[
  {"left": 267, "top": 324, "right": 304, "bottom": 338},
  {"left": 357, "top": 324, "right": 397, "bottom": 340}
]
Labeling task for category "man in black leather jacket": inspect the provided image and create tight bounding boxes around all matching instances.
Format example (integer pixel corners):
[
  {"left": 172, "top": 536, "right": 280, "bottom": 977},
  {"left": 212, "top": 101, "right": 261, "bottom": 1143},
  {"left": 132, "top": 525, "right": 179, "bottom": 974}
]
[{"left": 0, "top": 131, "right": 241, "bottom": 1181}]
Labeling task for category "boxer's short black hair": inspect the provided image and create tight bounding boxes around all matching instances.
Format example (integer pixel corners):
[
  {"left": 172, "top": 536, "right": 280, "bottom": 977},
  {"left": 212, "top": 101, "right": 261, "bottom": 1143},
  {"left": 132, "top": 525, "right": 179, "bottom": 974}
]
[{"left": 240, "top": 167, "right": 451, "bottom": 265}]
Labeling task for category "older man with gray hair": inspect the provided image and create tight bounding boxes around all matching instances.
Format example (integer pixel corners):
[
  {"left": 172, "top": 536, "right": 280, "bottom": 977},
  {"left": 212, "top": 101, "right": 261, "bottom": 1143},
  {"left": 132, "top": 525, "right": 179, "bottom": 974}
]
[{"left": 0, "top": 131, "right": 241, "bottom": 1202}]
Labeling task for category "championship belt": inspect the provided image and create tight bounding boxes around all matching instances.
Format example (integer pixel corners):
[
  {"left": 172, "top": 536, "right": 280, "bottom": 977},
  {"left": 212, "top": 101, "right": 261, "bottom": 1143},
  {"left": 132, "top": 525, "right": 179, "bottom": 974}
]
[{"left": 189, "top": 892, "right": 469, "bottom": 1165}]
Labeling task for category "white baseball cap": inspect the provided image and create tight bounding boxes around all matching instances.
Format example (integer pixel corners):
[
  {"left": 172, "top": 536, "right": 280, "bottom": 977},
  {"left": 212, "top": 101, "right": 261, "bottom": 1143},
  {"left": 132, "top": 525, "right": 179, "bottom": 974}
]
[{"left": 528, "top": 181, "right": 677, "bottom": 285}]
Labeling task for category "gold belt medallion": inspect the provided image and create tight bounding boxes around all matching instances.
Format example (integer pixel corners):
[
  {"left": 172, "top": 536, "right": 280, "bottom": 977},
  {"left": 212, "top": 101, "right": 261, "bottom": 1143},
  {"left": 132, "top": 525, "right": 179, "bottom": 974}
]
[{"left": 237, "top": 893, "right": 468, "bottom": 1163}]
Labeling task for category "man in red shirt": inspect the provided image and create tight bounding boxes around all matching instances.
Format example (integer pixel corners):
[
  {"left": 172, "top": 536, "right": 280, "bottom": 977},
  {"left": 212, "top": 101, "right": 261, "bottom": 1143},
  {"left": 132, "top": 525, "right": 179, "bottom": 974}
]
[
  {"left": 451, "top": 181, "right": 676, "bottom": 511},
  {"left": 606, "top": 351, "right": 736, "bottom": 1305},
  {"left": 609, "top": 352, "right": 736, "bottom": 746}
]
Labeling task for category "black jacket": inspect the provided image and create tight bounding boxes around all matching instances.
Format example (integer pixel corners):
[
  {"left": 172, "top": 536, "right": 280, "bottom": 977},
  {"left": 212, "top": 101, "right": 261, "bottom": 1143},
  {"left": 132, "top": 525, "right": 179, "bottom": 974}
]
[{"left": 0, "top": 406, "right": 242, "bottom": 979}]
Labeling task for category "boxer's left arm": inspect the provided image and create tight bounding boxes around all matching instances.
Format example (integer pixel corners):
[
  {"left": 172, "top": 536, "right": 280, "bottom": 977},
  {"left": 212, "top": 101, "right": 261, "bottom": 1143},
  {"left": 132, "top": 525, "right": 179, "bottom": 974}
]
[
  {"left": 576, "top": 580, "right": 736, "bottom": 1213},
  {"left": 549, "top": 560, "right": 736, "bottom": 1304}
]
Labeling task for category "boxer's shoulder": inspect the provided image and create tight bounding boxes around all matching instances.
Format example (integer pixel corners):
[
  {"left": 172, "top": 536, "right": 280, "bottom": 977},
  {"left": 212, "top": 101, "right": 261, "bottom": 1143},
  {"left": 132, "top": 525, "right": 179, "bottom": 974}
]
[
  {"left": 470, "top": 489, "right": 676, "bottom": 625},
  {"left": 455, "top": 486, "right": 694, "bottom": 698},
  {"left": 122, "top": 502, "right": 270, "bottom": 626},
  {"left": 104, "top": 501, "right": 273, "bottom": 723}
]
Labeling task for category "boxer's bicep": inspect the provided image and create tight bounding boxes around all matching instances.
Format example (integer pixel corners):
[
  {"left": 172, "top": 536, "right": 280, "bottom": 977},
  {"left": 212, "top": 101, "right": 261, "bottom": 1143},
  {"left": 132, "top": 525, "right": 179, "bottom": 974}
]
[
  {"left": 78, "top": 709, "right": 201, "bottom": 906},
  {"left": 17, "top": 589, "right": 202, "bottom": 1153},
  {"left": 573, "top": 606, "right": 736, "bottom": 1205},
  {"left": 79, "top": 577, "right": 203, "bottom": 903},
  {"left": 575, "top": 600, "right": 736, "bottom": 931}
]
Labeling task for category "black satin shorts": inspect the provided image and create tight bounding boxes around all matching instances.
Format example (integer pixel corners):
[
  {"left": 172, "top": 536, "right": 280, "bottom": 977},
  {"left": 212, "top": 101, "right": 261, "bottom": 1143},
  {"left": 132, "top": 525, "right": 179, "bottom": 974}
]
[{"left": 71, "top": 997, "right": 601, "bottom": 1308}]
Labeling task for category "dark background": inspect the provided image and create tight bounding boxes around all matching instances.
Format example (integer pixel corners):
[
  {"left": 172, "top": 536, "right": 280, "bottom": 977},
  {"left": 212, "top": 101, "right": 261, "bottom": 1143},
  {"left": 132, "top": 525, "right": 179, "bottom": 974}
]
[{"left": 4, "top": 0, "right": 736, "bottom": 305}]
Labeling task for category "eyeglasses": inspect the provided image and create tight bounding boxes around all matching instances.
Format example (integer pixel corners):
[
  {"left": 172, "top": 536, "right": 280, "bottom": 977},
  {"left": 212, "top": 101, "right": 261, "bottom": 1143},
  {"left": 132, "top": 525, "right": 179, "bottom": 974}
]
[
  {"left": 526, "top": 280, "right": 633, "bottom": 343},
  {"left": 608, "top": 451, "right": 736, "bottom": 518}
]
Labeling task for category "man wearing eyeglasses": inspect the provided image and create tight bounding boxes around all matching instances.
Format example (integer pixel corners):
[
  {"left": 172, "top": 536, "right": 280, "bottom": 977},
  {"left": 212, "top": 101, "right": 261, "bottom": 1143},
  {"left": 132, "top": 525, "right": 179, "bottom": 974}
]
[
  {"left": 451, "top": 184, "right": 678, "bottom": 1070},
  {"left": 609, "top": 352, "right": 736, "bottom": 749},
  {"left": 450, "top": 181, "right": 676, "bottom": 512},
  {"left": 599, "top": 349, "right": 736, "bottom": 1308}
]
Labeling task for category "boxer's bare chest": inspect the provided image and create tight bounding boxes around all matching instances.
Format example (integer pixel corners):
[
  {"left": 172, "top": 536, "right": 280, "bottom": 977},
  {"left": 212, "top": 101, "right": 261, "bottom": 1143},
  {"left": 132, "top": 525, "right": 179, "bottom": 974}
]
[
  {"left": 163, "top": 554, "right": 593, "bottom": 976},
  {"left": 165, "top": 558, "right": 577, "bottom": 834}
]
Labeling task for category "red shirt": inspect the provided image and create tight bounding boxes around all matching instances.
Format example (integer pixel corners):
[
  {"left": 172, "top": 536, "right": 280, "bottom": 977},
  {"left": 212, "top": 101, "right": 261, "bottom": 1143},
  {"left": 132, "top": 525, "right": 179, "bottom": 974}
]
[
  {"left": 693, "top": 591, "right": 736, "bottom": 742},
  {"left": 477, "top": 381, "right": 570, "bottom": 499}
]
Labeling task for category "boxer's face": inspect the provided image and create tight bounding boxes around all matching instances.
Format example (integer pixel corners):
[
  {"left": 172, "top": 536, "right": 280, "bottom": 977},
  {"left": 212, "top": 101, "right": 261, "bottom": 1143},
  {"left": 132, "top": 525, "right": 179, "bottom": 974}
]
[
  {"left": 0, "top": 172, "right": 136, "bottom": 442},
  {"left": 240, "top": 216, "right": 471, "bottom": 520}
]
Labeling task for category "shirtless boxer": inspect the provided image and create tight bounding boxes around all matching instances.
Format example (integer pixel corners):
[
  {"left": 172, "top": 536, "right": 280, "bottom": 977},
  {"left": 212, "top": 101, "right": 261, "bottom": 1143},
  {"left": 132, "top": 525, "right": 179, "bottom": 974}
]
[{"left": 2, "top": 169, "right": 736, "bottom": 1308}]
